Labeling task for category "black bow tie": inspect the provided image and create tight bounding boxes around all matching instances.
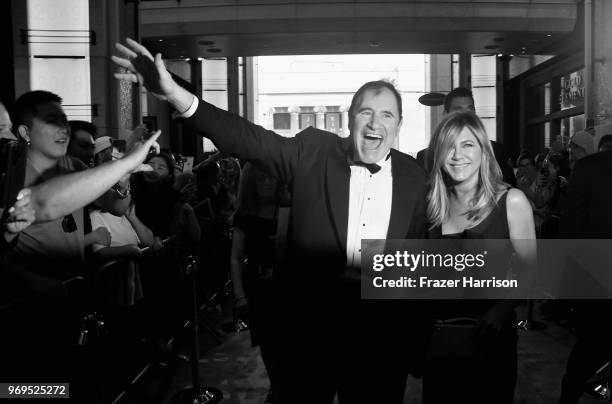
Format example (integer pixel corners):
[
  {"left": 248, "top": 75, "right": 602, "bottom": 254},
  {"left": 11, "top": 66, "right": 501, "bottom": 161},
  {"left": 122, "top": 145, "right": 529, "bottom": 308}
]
[
  {"left": 346, "top": 151, "right": 390, "bottom": 174},
  {"left": 349, "top": 160, "right": 381, "bottom": 174}
]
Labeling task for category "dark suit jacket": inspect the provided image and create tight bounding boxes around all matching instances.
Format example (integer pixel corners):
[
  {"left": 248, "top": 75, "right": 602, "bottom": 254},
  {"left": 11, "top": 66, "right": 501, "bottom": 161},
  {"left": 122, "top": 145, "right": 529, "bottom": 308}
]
[
  {"left": 185, "top": 99, "right": 427, "bottom": 289},
  {"left": 184, "top": 100, "right": 431, "bottom": 393},
  {"left": 559, "top": 150, "right": 612, "bottom": 238}
]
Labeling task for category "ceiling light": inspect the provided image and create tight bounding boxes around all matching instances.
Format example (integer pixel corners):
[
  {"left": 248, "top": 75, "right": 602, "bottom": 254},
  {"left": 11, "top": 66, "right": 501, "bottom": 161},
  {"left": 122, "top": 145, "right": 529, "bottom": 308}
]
[
  {"left": 207, "top": 48, "right": 222, "bottom": 53},
  {"left": 198, "top": 40, "right": 215, "bottom": 46},
  {"left": 484, "top": 44, "right": 500, "bottom": 50}
]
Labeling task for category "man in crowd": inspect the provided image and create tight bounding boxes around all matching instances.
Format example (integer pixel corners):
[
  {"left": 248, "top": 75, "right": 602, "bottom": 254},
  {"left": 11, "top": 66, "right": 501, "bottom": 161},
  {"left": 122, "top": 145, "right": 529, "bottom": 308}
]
[
  {"left": 113, "top": 38, "right": 427, "bottom": 403},
  {"left": 558, "top": 134, "right": 612, "bottom": 404},
  {"left": 597, "top": 134, "right": 612, "bottom": 152},
  {"left": 417, "top": 87, "right": 516, "bottom": 185},
  {"left": 68, "top": 120, "right": 97, "bottom": 167},
  {"left": 0, "top": 101, "right": 17, "bottom": 141},
  {"left": 568, "top": 130, "right": 595, "bottom": 170}
]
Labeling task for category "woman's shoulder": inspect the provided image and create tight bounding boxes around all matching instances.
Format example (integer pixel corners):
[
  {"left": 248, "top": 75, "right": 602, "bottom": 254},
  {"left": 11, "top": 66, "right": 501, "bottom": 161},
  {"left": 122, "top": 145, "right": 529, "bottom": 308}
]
[
  {"left": 504, "top": 188, "right": 534, "bottom": 227},
  {"left": 505, "top": 188, "right": 532, "bottom": 211}
]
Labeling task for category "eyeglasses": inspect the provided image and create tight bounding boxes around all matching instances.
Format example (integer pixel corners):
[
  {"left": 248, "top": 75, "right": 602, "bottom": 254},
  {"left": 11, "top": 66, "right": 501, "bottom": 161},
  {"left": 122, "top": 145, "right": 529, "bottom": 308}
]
[{"left": 62, "top": 214, "right": 77, "bottom": 233}]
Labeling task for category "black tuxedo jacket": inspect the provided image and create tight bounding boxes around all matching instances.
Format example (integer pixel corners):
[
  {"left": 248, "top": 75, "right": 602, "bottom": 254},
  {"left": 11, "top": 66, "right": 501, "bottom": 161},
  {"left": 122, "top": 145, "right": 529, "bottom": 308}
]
[
  {"left": 185, "top": 99, "right": 426, "bottom": 284},
  {"left": 184, "top": 100, "right": 432, "bottom": 397}
]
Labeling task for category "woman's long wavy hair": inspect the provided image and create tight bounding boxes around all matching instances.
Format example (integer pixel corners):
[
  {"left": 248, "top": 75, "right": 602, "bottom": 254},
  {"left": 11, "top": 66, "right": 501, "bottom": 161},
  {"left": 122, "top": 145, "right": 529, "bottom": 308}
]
[{"left": 426, "top": 111, "right": 508, "bottom": 230}]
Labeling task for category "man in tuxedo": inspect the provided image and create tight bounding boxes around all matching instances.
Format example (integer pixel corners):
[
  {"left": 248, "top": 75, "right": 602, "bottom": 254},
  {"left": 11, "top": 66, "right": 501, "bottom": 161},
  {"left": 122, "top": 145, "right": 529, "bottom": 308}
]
[
  {"left": 113, "top": 39, "right": 427, "bottom": 403},
  {"left": 417, "top": 87, "right": 516, "bottom": 185},
  {"left": 558, "top": 147, "right": 612, "bottom": 404}
]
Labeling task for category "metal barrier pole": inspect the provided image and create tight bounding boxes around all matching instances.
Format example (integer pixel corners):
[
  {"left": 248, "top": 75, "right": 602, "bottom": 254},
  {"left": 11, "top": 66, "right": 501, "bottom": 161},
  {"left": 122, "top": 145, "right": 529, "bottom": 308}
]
[
  {"left": 171, "top": 255, "right": 223, "bottom": 404},
  {"left": 517, "top": 299, "right": 546, "bottom": 331}
]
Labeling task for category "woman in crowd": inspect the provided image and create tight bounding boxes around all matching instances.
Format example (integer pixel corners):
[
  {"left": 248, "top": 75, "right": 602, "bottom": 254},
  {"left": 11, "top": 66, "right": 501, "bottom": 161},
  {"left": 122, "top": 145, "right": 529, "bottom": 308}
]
[
  {"left": 89, "top": 138, "right": 155, "bottom": 306},
  {"left": 230, "top": 163, "right": 285, "bottom": 404},
  {"left": 531, "top": 152, "right": 569, "bottom": 237},
  {"left": 131, "top": 151, "right": 200, "bottom": 341},
  {"left": 132, "top": 151, "right": 200, "bottom": 249},
  {"left": 424, "top": 111, "right": 536, "bottom": 403}
]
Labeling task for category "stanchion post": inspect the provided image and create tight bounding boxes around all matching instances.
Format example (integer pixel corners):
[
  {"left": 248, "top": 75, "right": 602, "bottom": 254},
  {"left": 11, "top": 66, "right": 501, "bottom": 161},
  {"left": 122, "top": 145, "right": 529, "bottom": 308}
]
[{"left": 170, "top": 255, "right": 223, "bottom": 404}]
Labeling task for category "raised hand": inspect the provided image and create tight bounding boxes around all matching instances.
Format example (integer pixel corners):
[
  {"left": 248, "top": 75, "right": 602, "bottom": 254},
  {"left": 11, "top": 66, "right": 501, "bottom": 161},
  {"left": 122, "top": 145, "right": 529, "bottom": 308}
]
[
  {"left": 112, "top": 38, "right": 177, "bottom": 100},
  {"left": 92, "top": 226, "right": 112, "bottom": 247},
  {"left": 123, "top": 127, "right": 161, "bottom": 173},
  {"left": 2, "top": 189, "right": 35, "bottom": 241}
]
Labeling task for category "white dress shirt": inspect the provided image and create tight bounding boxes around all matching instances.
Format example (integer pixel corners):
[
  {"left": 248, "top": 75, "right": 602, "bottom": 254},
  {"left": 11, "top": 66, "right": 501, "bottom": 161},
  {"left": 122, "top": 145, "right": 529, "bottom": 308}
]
[
  {"left": 346, "top": 155, "right": 393, "bottom": 268},
  {"left": 179, "top": 93, "right": 393, "bottom": 268}
]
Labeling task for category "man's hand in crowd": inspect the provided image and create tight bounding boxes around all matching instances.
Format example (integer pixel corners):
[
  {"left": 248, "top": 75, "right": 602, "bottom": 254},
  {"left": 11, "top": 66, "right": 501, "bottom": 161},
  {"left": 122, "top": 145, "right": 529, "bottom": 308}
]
[
  {"left": 112, "top": 38, "right": 178, "bottom": 101},
  {"left": 113, "top": 38, "right": 194, "bottom": 113},
  {"left": 2, "top": 188, "right": 35, "bottom": 243}
]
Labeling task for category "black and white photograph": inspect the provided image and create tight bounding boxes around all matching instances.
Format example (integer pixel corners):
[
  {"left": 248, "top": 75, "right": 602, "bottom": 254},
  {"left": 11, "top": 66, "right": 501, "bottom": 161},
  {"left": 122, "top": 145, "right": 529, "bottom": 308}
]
[{"left": 1, "top": 0, "right": 611, "bottom": 403}]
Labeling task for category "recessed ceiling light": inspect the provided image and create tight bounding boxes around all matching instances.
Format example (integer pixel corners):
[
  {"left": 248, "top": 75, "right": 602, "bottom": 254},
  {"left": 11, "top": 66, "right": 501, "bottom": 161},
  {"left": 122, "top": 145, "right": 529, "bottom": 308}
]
[
  {"left": 484, "top": 44, "right": 500, "bottom": 50},
  {"left": 158, "top": 39, "right": 164, "bottom": 42},
  {"left": 369, "top": 41, "right": 382, "bottom": 48},
  {"left": 546, "top": 34, "right": 552, "bottom": 38},
  {"left": 207, "top": 48, "right": 222, "bottom": 53},
  {"left": 198, "top": 40, "right": 215, "bottom": 46}
]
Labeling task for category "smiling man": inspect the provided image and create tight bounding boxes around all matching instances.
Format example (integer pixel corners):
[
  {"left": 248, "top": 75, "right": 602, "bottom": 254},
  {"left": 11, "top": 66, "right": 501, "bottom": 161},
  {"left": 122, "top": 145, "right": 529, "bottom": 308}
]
[{"left": 113, "top": 39, "right": 427, "bottom": 403}]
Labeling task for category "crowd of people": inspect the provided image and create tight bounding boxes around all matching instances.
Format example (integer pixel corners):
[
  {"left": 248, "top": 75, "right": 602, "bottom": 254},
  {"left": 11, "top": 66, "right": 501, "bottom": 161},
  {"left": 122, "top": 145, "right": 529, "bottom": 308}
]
[{"left": 0, "top": 37, "right": 610, "bottom": 404}]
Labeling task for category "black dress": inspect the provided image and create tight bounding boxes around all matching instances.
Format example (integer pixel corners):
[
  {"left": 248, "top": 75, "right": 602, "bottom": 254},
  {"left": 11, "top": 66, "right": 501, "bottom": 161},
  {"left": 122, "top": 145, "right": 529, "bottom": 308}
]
[{"left": 424, "top": 191, "right": 518, "bottom": 404}]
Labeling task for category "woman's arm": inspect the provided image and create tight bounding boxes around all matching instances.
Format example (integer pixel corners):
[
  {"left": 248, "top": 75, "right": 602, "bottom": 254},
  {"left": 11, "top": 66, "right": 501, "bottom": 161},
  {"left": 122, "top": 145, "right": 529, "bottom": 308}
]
[
  {"left": 93, "top": 244, "right": 141, "bottom": 262},
  {"left": 481, "top": 189, "right": 537, "bottom": 330},
  {"left": 125, "top": 203, "right": 155, "bottom": 247},
  {"left": 178, "top": 203, "right": 201, "bottom": 247},
  {"left": 506, "top": 188, "right": 537, "bottom": 299}
]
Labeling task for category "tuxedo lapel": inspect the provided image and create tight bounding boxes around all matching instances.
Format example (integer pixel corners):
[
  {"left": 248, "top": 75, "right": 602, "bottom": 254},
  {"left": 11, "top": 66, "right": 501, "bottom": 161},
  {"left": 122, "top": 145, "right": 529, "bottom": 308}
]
[
  {"left": 387, "top": 149, "right": 416, "bottom": 239},
  {"left": 325, "top": 138, "right": 351, "bottom": 253}
]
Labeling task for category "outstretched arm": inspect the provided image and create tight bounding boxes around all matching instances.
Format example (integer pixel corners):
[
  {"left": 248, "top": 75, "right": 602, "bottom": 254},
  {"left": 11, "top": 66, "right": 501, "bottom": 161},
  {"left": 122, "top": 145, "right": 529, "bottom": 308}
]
[
  {"left": 112, "top": 38, "right": 193, "bottom": 113},
  {"left": 112, "top": 38, "right": 300, "bottom": 184},
  {"left": 2, "top": 189, "right": 35, "bottom": 244},
  {"left": 29, "top": 131, "right": 161, "bottom": 222}
]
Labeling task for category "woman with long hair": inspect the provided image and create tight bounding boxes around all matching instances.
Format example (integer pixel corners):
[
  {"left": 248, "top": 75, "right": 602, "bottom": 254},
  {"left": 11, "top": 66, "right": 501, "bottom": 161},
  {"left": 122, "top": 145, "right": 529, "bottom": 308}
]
[{"left": 424, "top": 111, "right": 536, "bottom": 403}]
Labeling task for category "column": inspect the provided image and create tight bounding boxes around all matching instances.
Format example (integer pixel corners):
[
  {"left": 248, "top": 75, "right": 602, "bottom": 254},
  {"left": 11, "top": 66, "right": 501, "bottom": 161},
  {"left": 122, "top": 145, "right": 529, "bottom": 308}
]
[
  {"left": 341, "top": 106, "right": 349, "bottom": 138},
  {"left": 315, "top": 106, "right": 326, "bottom": 130},
  {"left": 289, "top": 106, "right": 300, "bottom": 136},
  {"left": 590, "top": 0, "right": 612, "bottom": 128},
  {"left": 89, "top": 0, "right": 138, "bottom": 138}
]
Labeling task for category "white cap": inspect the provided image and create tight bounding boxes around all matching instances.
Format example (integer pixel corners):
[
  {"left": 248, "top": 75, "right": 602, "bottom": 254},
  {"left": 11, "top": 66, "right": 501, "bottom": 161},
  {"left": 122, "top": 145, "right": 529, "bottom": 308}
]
[
  {"left": 94, "top": 136, "right": 113, "bottom": 155},
  {"left": 570, "top": 131, "right": 595, "bottom": 156}
]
